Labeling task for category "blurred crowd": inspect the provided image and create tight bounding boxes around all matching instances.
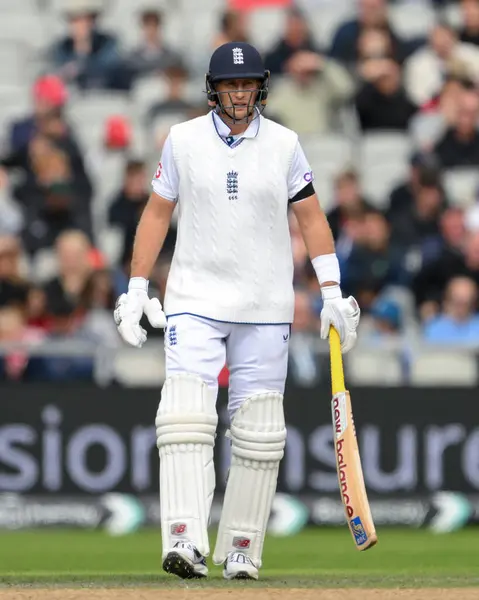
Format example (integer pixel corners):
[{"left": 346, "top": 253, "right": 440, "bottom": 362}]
[{"left": 1, "top": 0, "right": 479, "bottom": 382}]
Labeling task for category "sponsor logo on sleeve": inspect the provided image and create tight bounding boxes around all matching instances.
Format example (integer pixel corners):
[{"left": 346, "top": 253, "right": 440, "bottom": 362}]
[
  {"left": 303, "top": 170, "right": 313, "bottom": 183},
  {"left": 155, "top": 162, "right": 162, "bottom": 179}
]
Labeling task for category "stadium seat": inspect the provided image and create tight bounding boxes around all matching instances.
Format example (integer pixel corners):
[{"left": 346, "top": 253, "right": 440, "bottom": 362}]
[
  {"left": 97, "top": 226, "right": 124, "bottom": 267},
  {"left": 346, "top": 350, "right": 404, "bottom": 386},
  {"left": 360, "top": 131, "right": 412, "bottom": 168},
  {"left": 113, "top": 345, "right": 166, "bottom": 386},
  {"left": 410, "top": 350, "right": 478, "bottom": 386},
  {"left": 361, "top": 162, "right": 409, "bottom": 209},
  {"left": 0, "top": 14, "right": 47, "bottom": 49},
  {"left": 388, "top": 1, "right": 437, "bottom": 41},
  {"left": 303, "top": 1, "right": 355, "bottom": 50},
  {"left": 67, "top": 92, "right": 132, "bottom": 127},
  {"left": 0, "top": 42, "right": 38, "bottom": 87},
  {"left": 30, "top": 248, "right": 59, "bottom": 284},
  {"left": 300, "top": 135, "right": 354, "bottom": 212},
  {"left": 443, "top": 169, "right": 479, "bottom": 208},
  {"left": 131, "top": 76, "right": 169, "bottom": 121},
  {"left": 89, "top": 152, "right": 128, "bottom": 220},
  {"left": 409, "top": 112, "right": 446, "bottom": 150},
  {"left": 249, "top": 7, "right": 288, "bottom": 53},
  {"left": 300, "top": 134, "right": 354, "bottom": 171}
]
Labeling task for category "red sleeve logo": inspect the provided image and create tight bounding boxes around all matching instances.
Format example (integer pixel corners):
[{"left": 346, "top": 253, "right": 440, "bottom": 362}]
[{"left": 155, "top": 162, "right": 162, "bottom": 179}]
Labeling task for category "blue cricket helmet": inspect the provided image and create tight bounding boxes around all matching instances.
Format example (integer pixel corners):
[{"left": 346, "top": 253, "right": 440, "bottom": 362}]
[{"left": 205, "top": 42, "right": 270, "bottom": 121}]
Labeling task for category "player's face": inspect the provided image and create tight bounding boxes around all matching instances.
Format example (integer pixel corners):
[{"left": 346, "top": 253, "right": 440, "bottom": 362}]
[{"left": 215, "top": 79, "right": 261, "bottom": 121}]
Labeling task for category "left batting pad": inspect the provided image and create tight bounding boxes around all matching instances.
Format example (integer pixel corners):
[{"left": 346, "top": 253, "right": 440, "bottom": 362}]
[
  {"left": 213, "top": 392, "right": 287, "bottom": 568},
  {"left": 156, "top": 373, "right": 218, "bottom": 557}
]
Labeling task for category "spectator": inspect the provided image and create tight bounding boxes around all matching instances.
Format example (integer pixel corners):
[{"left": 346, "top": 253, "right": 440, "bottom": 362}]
[
  {"left": 367, "top": 297, "right": 402, "bottom": 339},
  {"left": 147, "top": 63, "right": 195, "bottom": 125},
  {"left": 355, "top": 59, "right": 417, "bottom": 130},
  {"left": 410, "top": 72, "right": 474, "bottom": 150},
  {"left": 8, "top": 75, "right": 68, "bottom": 154},
  {"left": 388, "top": 153, "right": 441, "bottom": 219},
  {"left": 327, "top": 169, "right": 373, "bottom": 241},
  {"left": 264, "top": 8, "right": 319, "bottom": 75},
  {"left": 0, "top": 236, "right": 29, "bottom": 310},
  {"left": 0, "top": 171, "right": 24, "bottom": 237},
  {"left": 104, "top": 115, "right": 132, "bottom": 151},
  {"left": 413, "top": 231, "right": 479, "bottom": 317},
  {"left": 50, "top": 1, "right": 124, "bottom": 91},
  {"left": 266, "top": 50, "right": 354, "bottom": 134},
  {"left": 424, "top": 276, "right": 479, "bottom": 343},
  {"left": 421, "top": 206, "right": 467, "bottom": 265},
  {"left": 127, "top": 10, "right": 182, "bottom": 79},
  {"left": 335, "top": 210, "right": 369, "bottom": 268},
  {"left": 459, "top": 0, "right": 479, "bottom": 47},
  {"left": 342, "top": 209, "right": 409, "bottom": 309},
  {"left": 213, "top": 10, "right": 250, "bottom": 49},
  {"left": 30, "top": 291, "right": 98, "bottom": 382},
  {"left": 0, "top": 306, "right": 44, "bottom": 382},
  {"left": 109, "top": 160, "right": 149, "bottom": 265},
  {"left": 43, "top": 230, "right": 95, "bottom": 313},
  {"left": 356, "top": 26, "right": 398, "bottom": 67},
  {"left": 289, "top": 288, "right": 321, "bottom": 387},
  {"left": 23, "top": 178, "right": 93, "bottom": 256},
  {"left": 79, "top": 269, "right": 121, "bottom": 347},
  {"left": 404, "top": 23, "right": 479, "bottom": 105},
  {"left": 433, "top": 88, "right": 479, "bottom": 167},
  {"left": 390, "top": 167, "right": 446, "bottom": 251},
  {"left": 330, "top": 0, "right": 405, "bottom": 65},
  {"left": 2, "top": 108, "right": 93, "bottom": 216}
]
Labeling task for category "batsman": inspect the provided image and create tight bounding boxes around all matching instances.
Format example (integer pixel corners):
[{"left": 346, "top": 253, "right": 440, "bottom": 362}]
[{"left": 114, "top": 42, "right": 360, "bottom": 580}]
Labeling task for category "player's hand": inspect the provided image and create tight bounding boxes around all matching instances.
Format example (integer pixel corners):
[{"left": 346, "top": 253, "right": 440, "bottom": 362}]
[
  {"left": 320, "top": 285, "right": 360, "bottom": 354},
  {"left": 113, "top": 279, "right": 167, "bottom": 348}
]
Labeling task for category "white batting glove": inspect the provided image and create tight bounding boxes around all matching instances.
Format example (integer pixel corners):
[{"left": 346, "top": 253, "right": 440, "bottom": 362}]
[
  {"left": 320, "top": 285, "right": 360, "bottom": 354},
  {"left": 113, "top": 278, "right": 167, "bottom": 348}
]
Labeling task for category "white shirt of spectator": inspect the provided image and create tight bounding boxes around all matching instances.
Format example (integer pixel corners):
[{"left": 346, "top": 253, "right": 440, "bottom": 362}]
[
  {"left": 151, "top": 111, "right": 315, "bottom": 324},
  {"left": 152, "top": 111, "right": 314, "bottom": 203}
]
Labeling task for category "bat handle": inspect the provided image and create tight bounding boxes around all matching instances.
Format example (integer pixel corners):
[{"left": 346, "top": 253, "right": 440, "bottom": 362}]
[{"left": 329, "top": 325, "right": 345, "bottom": 395}]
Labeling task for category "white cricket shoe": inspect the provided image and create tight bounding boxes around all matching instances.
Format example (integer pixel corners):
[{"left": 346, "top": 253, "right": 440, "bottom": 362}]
[
  {"left": 162, "top": 541, "right": 208, "bottom": 579},
  {"left": 223, "top": 551, "right": 259, "bottom": 580}
]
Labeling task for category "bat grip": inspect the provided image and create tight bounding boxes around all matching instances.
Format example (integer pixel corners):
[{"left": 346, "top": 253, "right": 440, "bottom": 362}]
[{"left": 329, "top": 326, "right": 345, "bottom": 395}]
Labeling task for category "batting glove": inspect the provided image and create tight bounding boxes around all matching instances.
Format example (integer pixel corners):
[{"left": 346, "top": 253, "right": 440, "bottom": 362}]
[
  {"left": 114, "top": 278, "right": 167, "bottom": 348},
  {"left": 320, "top": 285, "right": 360, "bottom": 354}
]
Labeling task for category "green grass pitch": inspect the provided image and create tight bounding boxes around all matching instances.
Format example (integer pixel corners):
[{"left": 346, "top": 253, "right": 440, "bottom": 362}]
[{"left": 1, "top": 528, "right": 478, "bottom": 588}]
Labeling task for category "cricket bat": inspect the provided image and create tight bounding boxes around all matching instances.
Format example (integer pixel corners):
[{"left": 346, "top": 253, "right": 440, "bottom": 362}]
[{"left": 329, "top": 326, "right": 378, "bottom": 551}]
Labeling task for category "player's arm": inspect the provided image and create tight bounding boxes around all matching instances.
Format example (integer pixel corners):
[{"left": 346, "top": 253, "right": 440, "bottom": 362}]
[
  {"left": 291, "top": 192, "right": 335, "bottom": 278},
  {"left": 131, "top": 134, "right": 179, "bottom": 278},
  {"left": 288, "top": 142, "right": 360, "bottom": 353},
  {"left": 114, "top": 135, "right": 179, "bottom": 347},
  {"left": 130, "top": 192, "right": 175, "bottom": 278}
]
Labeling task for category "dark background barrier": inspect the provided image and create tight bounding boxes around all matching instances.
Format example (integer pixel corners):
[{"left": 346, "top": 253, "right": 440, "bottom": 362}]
[{"left": 2, "top": 384, "right": 479, "bottom": 497}]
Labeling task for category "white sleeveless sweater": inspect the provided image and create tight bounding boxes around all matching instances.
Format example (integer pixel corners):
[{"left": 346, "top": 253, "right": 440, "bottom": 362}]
[{"left": 165, "top": 113, "right": 298, "bottom": 324}]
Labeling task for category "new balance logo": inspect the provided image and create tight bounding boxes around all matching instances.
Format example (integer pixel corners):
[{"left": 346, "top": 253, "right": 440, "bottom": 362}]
[
  {"left": 168, "top": 325, "right": 177, "bottom": 346},
  {"left": 232, "top": 47, "right": 244, "bottom": 64},
  {"left": 226, "top": 170, "right": 239, "bottom": 201}
]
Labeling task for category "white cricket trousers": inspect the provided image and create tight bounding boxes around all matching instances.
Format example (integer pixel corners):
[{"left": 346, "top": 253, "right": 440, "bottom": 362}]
[{"left": 164, "top": 314, "right": 290, "bottom": 418}]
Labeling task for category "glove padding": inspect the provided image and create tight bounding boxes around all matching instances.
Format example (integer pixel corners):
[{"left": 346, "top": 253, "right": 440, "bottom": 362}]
[
  {"left": 320, "top": 290, "right": 360, "bottom": 354},
  {"left": 114, "top": 289, "right": 167, "bottom": 348}
]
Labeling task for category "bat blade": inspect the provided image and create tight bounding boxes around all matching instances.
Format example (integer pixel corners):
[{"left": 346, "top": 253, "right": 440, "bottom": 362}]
[{"left": 329, "top": 327, "right": 377, "bottom": 551}]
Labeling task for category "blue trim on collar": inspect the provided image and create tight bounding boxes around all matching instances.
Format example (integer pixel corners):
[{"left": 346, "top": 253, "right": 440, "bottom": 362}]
[{"left": 210, "top": 110, "right": 260, "bottom": 148}]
